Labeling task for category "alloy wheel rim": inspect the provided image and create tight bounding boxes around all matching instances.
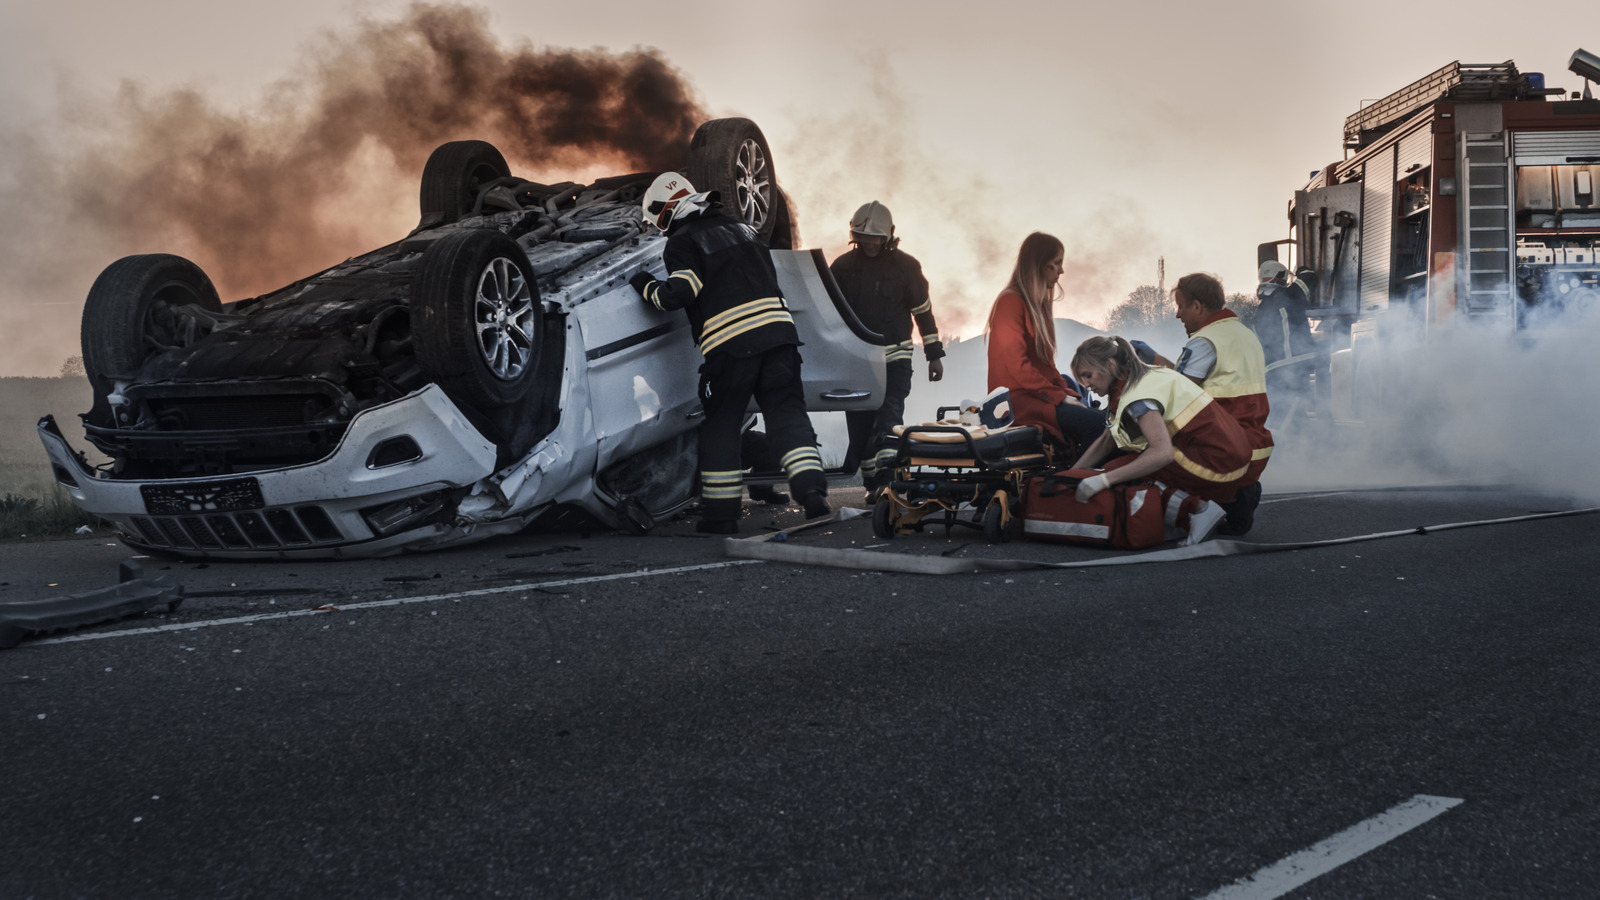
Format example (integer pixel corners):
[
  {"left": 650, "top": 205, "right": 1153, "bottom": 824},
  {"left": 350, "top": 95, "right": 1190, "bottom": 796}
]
[
  {"left": 734, "top": 139, "right": 772, "bottom": 231},
  {"left": 474, "top": 257, "right": 535, "bottom": 381}
]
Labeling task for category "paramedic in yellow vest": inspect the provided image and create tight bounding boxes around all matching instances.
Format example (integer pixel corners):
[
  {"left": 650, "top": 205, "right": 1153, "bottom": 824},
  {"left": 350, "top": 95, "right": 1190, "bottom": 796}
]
[
  {"left": 1170, "top": 272, "right": 1273, "bottom": 536},
  {"left": 1069, "top": 336, "right": 1254, "bottom": 546}
]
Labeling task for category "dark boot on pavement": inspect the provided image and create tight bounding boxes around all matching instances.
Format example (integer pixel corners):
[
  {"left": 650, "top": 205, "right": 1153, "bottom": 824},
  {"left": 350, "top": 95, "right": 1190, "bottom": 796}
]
[{"left": 802, "top": 490, "right": 831, "bottom": 520}]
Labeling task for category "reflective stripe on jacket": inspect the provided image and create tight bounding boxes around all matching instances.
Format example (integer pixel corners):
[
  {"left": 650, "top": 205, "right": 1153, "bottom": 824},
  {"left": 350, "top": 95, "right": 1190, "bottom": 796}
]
[
  {"left": 649, "top": 210, "right": 801, "bottom": 359},
  {"left": 1111, "top": 366, "right": 1252, "bottom": 486}
]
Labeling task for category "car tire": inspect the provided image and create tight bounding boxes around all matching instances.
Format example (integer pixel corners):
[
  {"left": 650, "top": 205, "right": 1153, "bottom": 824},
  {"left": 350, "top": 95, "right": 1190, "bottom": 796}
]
[
  {"left": 686, "top": 118, "right": 782, "bottom": 244},
  {"left": 419, "top": 140, "right": 511, "bottom": 226},
  {"left": 413, "top": 230, "right": 542, "bottom": 412},
  {"left": 872, "top": 498, "right": 896, "bottom": 540},
  {"left": 767, "top": 187, "right": 797, "bottom": 250},
  {"left": 81, "top": 254, "right": 223, "bottom": 384}
]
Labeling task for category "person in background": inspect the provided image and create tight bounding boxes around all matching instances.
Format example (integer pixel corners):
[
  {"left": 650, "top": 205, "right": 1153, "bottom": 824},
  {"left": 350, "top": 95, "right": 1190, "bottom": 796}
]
[
  {"left": 630, "top": 172, "right": 829, "bottom": 534},
  {"left": 1069, "top": 336, "right": 1254, "bottom": 546},
  {"left": 985, "top": 232, "right": 1105, "bottom": 456},
  {"left": 1254, "top": 260, "right": 1320, "bottom": 431},
  {"left": 1170, "top": 272, "right": 1273, "bottom": 535},
  {"left": 830, "top": 201, "right": 945, "bottom": 499}
]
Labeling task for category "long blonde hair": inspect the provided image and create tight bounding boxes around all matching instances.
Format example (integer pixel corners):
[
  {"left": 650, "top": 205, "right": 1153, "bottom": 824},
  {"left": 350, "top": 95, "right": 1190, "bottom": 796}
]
[
  {"left": 1071, "top": 335, "right": 1150, "bottom": 394},
  {"left": 987, "top": 232, "right": 1064, "bottom": 361}
]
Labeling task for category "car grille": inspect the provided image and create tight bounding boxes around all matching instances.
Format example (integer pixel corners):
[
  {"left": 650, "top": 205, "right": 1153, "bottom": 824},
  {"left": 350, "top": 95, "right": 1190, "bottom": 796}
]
[
  {"left": 149, "top": 395, "right": 329, "bottom": 430},
  {"left": 126, "top": 505, "right": 344, "bottom": 551}
]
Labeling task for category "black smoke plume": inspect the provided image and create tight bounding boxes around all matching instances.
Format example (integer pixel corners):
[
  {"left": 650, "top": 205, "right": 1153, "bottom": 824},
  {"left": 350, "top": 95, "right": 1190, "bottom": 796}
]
[{"left": 0, "top": 2, "right": 705, "bottom": 375}]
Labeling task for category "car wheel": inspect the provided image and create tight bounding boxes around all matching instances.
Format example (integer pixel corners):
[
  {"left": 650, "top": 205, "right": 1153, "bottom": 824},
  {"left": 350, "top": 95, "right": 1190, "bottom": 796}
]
[
  {"left": 687, "top": 118, "right": 781, "bottom": 244},
  {"left": 81, "top": 254, "right": 223, "bottom": 385},
  {"left": 413, "top": 230, "right": 542, "bottom": 412},
  {"left": 419, "top": 140, "right": 511, "bottom": 226},
  {"left": 766, "top": 187, "right": 797, "bottom": 250},
  {"left": 872, "top": 499, "right": 896, "bottom": 540}
]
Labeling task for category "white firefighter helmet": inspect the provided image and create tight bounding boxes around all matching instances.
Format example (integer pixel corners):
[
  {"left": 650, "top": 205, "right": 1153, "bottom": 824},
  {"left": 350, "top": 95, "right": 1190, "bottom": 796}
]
[
  {"left": 849, "top": 201, "right": 894, "bottom": 239},
  {"left": 1258, "top": 260, "right": 1290, "bottom": 282},
  {"left": 642, "top": 172, "right": 713, "bottom": 231}
]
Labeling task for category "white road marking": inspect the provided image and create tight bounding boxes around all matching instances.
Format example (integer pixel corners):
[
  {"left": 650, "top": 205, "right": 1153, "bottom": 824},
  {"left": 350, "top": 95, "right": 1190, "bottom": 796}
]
[
  {"left": 1198, "top": 794, "right": 1464, "bottom": 900},
  {"left": 26, "top": 560, "right": 764, "bottom": 647}
]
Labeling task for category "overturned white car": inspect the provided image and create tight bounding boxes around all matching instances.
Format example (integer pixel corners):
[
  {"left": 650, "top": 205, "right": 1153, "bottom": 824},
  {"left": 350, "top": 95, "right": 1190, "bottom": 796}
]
[{"left": 38, "top": 118, "right": 885, "bottom": 558}]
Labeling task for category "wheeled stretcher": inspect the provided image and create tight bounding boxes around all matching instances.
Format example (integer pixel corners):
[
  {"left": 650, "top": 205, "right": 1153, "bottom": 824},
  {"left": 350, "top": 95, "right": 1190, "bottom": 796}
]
[{"left": 870, "top": 407, "right": 1056, "bottom": 542}]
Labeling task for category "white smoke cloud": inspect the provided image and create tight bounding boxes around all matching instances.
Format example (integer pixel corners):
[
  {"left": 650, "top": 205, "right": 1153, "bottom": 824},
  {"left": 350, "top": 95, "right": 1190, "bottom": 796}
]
[
  {"left": 1262, "top": 309, "right": 1600, "bottom": 505},
  {"left": 766, "top": 60, "right": 1161, "bottom": 346}
]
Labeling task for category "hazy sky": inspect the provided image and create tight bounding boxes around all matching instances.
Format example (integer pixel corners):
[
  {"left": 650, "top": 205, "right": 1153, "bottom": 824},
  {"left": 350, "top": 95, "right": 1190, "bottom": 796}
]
[{"left": 1, "top": 0, "right": 1593, "bottom": 376}]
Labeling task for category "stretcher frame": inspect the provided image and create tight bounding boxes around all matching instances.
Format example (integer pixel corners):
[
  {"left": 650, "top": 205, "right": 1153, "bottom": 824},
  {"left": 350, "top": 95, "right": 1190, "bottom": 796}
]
[{"left": 871, "top": 410, "right": 1055, "bottom": 542}]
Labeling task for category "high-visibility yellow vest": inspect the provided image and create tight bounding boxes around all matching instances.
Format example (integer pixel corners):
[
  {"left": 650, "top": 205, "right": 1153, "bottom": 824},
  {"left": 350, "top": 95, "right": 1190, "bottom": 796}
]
[
  {"left": 1111, "top": 367, "right": 1211, "bottom": 452},
  {"left": 1190, "top": 316, "right": 1266, "bottom": 400}
]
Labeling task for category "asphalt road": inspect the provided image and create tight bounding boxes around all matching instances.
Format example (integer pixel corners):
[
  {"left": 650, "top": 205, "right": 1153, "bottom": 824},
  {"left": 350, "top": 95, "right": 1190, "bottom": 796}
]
[{"left": 2, "top": 485, "right": 1597, "bottom": 899}]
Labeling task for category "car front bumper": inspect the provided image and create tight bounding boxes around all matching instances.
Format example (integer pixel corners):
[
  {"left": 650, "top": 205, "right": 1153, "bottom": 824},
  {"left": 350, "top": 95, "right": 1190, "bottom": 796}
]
[{"left": 38, "top": 385, "right": 504, "bottom": 559}]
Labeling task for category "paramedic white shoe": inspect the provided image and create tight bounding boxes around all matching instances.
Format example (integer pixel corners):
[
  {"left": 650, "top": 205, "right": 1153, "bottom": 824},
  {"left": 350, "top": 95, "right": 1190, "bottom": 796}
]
[{"left": 1179, "top": 501, "right": 1226, "bottom": 547}]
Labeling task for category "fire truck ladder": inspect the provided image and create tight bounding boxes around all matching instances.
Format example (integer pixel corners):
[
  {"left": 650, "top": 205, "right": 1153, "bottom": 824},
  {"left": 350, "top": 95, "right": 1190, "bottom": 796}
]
[{"left": 1461, "top": 132, "right": 1513, "bottom": 319}]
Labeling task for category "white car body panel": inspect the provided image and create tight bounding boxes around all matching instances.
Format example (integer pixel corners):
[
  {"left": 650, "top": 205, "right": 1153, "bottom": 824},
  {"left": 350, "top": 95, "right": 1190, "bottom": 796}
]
[{"left": 41, "top": 239, "right": 885, "bottom": 558}]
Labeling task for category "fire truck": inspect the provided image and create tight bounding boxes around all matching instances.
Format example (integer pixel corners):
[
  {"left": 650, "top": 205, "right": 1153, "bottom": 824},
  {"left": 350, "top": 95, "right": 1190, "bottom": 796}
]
[{"left": 1261, "top": 49, "right": 1600, "bottom": 425}]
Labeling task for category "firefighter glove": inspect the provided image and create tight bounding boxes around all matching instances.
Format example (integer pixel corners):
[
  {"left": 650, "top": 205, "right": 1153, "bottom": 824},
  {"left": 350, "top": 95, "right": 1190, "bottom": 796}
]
[
  {"left": 629, "top": 271, "right": 656, "bottom": 297},
  {"left": 1075, "top": 473, "right": 1111, "bottom": 503}
]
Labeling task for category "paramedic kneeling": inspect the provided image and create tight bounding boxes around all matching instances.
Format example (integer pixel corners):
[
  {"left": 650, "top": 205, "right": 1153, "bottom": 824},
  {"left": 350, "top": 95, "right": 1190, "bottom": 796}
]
[
  {"left": 1069, "top": 336, "right": 1254, "bottom": 546},
  {"left": 1170, "top": 272, "right": 1273, "bottom": 535}
]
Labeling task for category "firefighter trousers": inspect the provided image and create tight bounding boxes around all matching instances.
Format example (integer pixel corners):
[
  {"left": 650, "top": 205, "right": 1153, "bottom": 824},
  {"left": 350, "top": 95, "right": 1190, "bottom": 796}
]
[
  {"left": 698, "top": 345, "right": 826, "bottom": 522},
  {"left": 845, "top": 357, "right": 913, "bottom": 486}
]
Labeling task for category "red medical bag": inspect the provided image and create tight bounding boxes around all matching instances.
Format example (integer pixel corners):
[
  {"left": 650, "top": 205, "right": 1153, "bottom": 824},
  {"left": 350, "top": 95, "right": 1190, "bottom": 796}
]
[{"left": 1020, "top": 469, "right": 1165, "bottom": 549}]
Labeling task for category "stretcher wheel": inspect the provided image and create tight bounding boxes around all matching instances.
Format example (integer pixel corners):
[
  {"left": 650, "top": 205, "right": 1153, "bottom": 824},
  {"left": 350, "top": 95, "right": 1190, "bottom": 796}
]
[
  {"left": 982, "top": 501, "right": 1009, "bottom": 543},
  {"left": 872, "top": 499, "right": 896, "bottom": 540}
]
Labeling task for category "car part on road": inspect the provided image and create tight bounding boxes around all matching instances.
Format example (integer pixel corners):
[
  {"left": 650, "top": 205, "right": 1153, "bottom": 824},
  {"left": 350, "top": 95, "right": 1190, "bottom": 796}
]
[{"left": 0, "top": 560, "right": 182, "bottom": 649}]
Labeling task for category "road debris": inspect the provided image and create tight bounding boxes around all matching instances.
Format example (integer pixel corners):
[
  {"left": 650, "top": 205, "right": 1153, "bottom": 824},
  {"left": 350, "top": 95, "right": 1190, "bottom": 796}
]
[{"left": 0, "top": 561, "right": 183, "bottom": 649}]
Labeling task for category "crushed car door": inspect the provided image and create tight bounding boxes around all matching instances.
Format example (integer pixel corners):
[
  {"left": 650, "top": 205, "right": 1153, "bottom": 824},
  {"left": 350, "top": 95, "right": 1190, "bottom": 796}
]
[
  {"left": 769, "top": 249, "right": 886, "bottom": 413},
  {"left": 574, "top": 284, "right": 704, "bottom": 470}
]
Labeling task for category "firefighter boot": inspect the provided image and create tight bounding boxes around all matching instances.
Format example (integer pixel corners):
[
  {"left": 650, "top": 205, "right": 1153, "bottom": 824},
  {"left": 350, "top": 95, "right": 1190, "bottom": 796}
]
[
  {"left": 696, "top": 517, "right": 740, "bottom": 535},
  {"left": 747, "top": 484, "right": 790, "bottom": 505},
  {"left": 1218, "top": 481, "right": 1261, "bottom": 536}
]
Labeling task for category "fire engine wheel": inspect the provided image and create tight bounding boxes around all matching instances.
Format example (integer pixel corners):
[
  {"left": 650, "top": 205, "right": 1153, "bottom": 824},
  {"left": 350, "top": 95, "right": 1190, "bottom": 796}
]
[
  {"left": 687, "top": 118, "right": 787, "bottom": 245},
  {"left": 419, "top": 140, "right": 511, "bottom": 226},
  {"left": 413, "top": 229, "right": 543, "bottom": 412},
  {"left": 872, "top": 499, "right": 897, "bottom": 540},
  {"left": 81, "top": 254, "right": 223, "bottom": 387}
]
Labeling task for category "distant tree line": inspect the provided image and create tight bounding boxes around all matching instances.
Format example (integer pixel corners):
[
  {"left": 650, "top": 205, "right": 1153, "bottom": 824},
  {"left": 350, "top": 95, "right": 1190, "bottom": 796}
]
[{"left": 1104, "top": 285, "right": 1262, "bottom": 330}]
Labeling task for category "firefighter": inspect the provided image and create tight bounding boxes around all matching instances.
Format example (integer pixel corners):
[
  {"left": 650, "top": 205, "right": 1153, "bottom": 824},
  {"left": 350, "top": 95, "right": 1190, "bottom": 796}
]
[
  {"left": 1170, "top": 272, "right": 1273, "bottom": 535},
  {"left": 985, "top": 232, "right": 1105, "bottom": 455},
  {"left": 1255, "top": 260, "right": 1321, "bottom": 433},
  {"left": 630, "top": 172, "right": 829, "bottom": 534},
  {"left": 829, "top": 201, "right": 945, "bottom": 498},
  {"left": 1069, "top": 335, "right": 1254, "bottom": 546}
]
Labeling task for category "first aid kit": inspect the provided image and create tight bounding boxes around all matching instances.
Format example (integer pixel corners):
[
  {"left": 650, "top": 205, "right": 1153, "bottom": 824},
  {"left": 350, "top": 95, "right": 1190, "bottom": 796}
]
[{"left": 1021, "top": 469, "right": 1165, "bottom": 549}]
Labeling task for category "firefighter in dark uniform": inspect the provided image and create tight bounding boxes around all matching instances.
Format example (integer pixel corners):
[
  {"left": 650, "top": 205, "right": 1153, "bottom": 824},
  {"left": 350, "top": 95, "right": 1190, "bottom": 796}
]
[
  {"left": 630, "top": 172, "right": 830, "bottom": 534},
  {"left": 829, "top": 201, "right": 945, "bottom": 497}
]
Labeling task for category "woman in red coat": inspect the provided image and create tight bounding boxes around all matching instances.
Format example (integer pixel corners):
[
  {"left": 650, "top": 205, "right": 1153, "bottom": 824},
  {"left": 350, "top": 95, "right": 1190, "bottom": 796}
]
[{"left": 985, "top": 232, "right": 1105, "bottom": 454}]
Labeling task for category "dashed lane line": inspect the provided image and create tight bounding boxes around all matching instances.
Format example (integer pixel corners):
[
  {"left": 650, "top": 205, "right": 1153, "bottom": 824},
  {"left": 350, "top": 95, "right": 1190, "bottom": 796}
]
[
  {"left": 1197, "top": 794, "right": 1465, "bottom": 899},
  {"left": 24, "top": 560, "right": 765, "bottom": 647}
]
